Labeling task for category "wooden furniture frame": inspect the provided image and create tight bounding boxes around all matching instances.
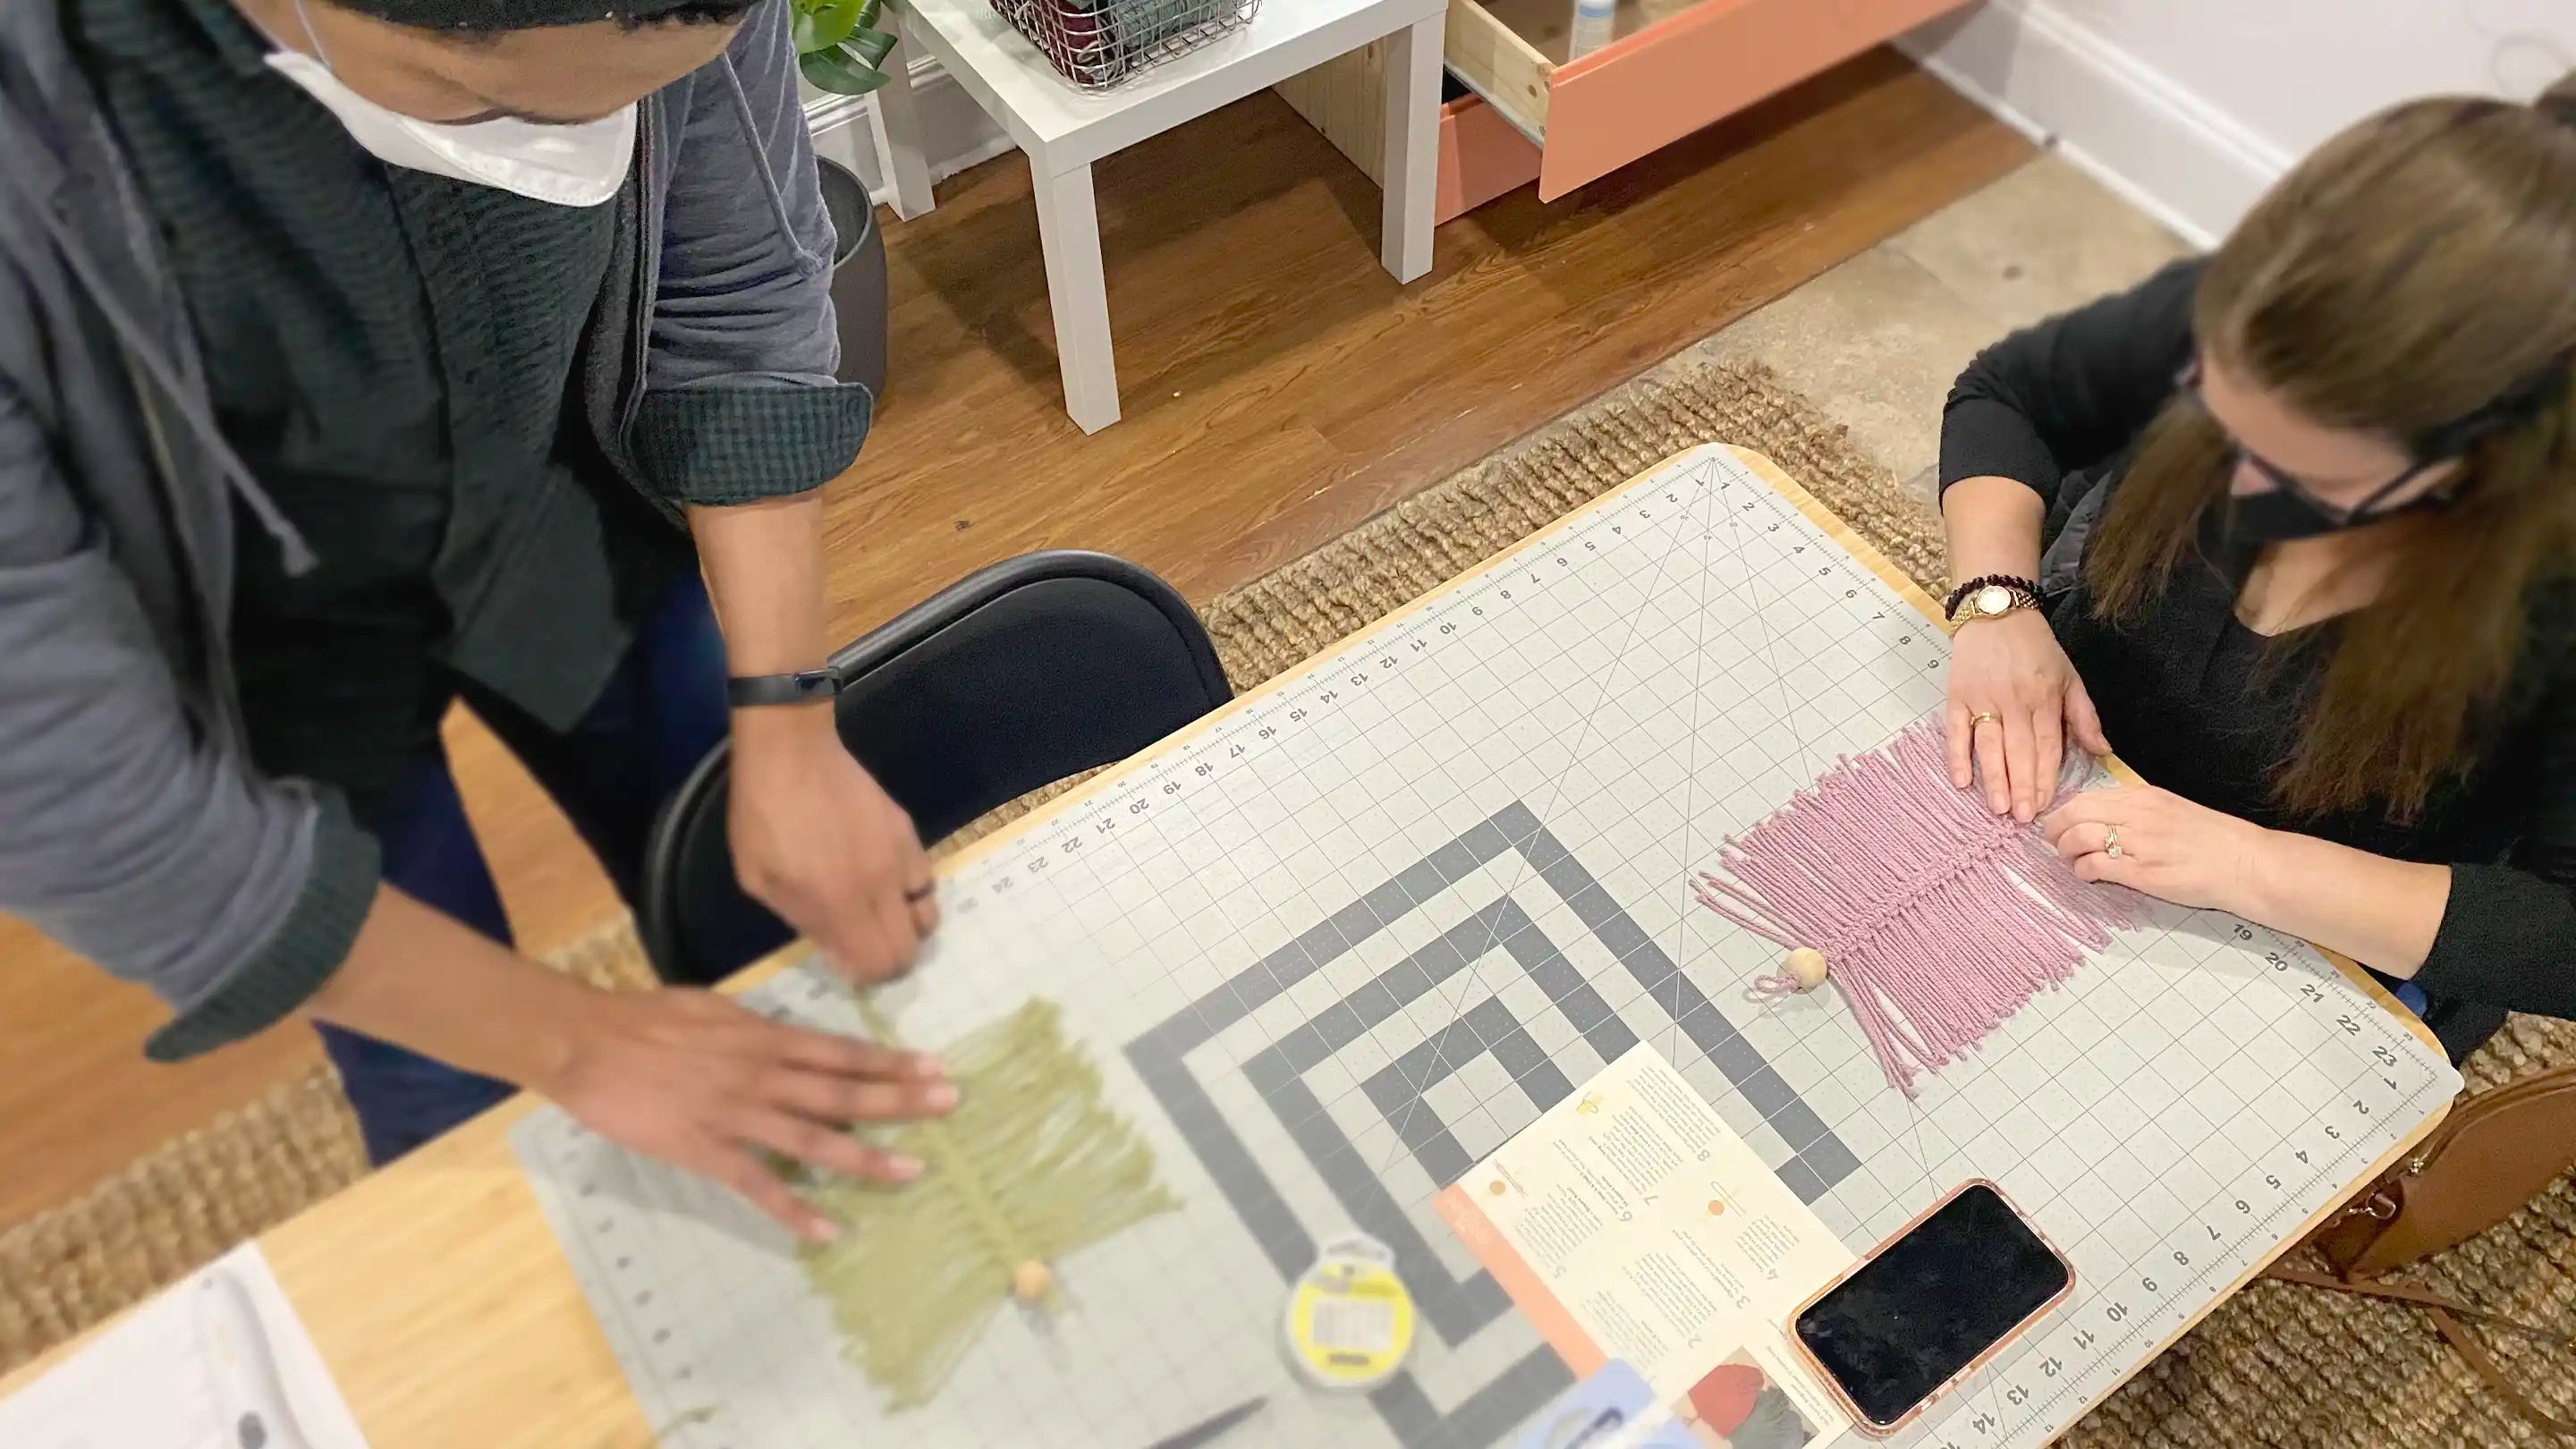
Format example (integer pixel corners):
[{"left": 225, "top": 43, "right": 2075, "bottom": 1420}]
[
  {"left": 1280, "top": 0, "right": 1972, "bottom": 223},
  {"left": 877, "top": 0, "right": 1449, "bottom": 433}
]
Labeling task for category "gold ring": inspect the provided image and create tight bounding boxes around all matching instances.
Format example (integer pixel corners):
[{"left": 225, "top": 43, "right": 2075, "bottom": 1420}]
[
  {"left": 1968, "top": 711, "right": 2001, "bottom": 728},
  {"left": 2103, "top": 826, "right": 2123, "bottom": 860}
]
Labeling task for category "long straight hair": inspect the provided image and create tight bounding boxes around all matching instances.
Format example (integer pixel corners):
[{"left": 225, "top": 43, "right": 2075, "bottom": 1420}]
[{"left": 2085, "top": 77, "right": 2576, "bottom": 820}]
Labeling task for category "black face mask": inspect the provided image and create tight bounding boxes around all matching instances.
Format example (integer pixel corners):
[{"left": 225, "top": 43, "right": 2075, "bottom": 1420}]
[
  {"left": 2178, "top": 355, "right": 2522, "bottom": 550},
  {"left": 2221, "top": 466, "right": 2455, "bottom": 546}
]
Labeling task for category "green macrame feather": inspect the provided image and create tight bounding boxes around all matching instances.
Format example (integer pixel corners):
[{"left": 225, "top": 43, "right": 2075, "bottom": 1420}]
[{"left": 798, "top": 996, "right": 1182, "bottom": 1411}]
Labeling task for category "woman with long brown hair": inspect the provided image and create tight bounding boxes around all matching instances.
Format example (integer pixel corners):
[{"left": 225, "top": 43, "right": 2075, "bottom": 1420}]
[{"left": 1938, "top": 77, "right": 2576, "bottom": 1060}]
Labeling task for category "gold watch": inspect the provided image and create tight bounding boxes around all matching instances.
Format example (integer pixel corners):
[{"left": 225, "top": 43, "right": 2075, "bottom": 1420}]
[{"left": 1952, "top": 580, "right": 2038, "bottom": 625}]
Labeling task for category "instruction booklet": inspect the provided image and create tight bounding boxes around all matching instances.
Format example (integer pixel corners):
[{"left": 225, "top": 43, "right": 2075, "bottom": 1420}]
[{"left": 1436, "top": 1042, "right": 1855, "bottom": 1447}]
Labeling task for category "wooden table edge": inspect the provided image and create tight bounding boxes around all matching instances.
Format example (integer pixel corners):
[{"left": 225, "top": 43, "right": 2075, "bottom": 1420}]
[
  {"left": 2, "top": 443, "right": 2453, "bottom": 1448},
  {"left": 1747, "top": 445, "right": 2453, "bottom": 1436}
]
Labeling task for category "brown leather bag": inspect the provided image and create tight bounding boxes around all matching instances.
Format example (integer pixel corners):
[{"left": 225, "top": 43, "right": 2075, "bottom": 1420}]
[{"left": 2262, "top": 1065, "right": 2576, "bottom": 1436}]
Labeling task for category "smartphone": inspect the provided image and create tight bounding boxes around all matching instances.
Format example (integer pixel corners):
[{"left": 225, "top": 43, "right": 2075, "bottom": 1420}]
[{"left": 1788, "top": 1181, "right": 2072, "bottom": 1436}]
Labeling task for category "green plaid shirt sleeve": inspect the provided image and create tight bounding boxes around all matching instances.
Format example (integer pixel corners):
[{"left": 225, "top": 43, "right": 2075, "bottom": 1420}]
[{"left": 629, "top": 380, "right": 875, "bottom": 506}]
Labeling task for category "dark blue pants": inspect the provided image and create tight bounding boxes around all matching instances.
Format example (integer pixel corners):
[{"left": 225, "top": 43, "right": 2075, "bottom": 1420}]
[{"left": 317, "top": 573, "right": 734, "bottom": 1165}]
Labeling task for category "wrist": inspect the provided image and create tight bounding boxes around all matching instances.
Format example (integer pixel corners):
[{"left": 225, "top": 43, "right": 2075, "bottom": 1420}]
[
  {"left": 731, "top": 697, "right": 839, "bottom": 754},
  {"left": 726, "top": 664, "right": 838, "bottom": 709},
  {"left": 497, "top": 970, "right": 613, "bottom": 1097},
  {"left": 2230, "top": 822, "right": 2292, "bottom": 923},
  {"left": 1948, "top": 579, "right": 2043, "bottom": 628},
  {"left": 308, "top": 890, "right": 608, "bottom": 1096}
]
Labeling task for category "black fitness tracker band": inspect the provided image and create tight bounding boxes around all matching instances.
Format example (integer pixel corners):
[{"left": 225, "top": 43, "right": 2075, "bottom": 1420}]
[{"left": 726, "top": 668, "right": 843, "bottom": 708}]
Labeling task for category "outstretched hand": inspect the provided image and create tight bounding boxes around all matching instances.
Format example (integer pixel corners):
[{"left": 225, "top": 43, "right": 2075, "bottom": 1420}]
[
  {"left": 304, "top": 886, "right": 955, "bottom": 1242},
  {"left": 1945, "top": 609, "right": 2108, "bottom": 820},
  {"left": 539, "top": 987, "right": 955, "bottom": 1241},
  {"left": 2038, "top": 783, "right": 2268, "bottom": 914},
  {"left": 728, "top": 707, "right": 939, "bottom": 985}
]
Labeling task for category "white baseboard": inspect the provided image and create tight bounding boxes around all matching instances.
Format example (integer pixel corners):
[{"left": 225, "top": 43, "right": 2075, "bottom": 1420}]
[
  {"left": 1902, "top": 1, "right": 2294, "bottom": 250},
  {"left": 805, "top": 57, "right": 1019, "bottom": 208},
  {"left": 809, "top": 1, "right": 2295, "bottom": 241}
]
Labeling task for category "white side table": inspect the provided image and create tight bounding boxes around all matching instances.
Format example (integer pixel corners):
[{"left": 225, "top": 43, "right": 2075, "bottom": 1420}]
[{"left": 876, "top": 0, "right": 1447, "bottom": 432}]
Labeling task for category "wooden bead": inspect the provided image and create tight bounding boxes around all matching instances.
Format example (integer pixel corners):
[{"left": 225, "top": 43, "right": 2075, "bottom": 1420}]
[
  {"left": 1784, "top": 948, "right": 1829, "bottom": 992},
  {"left": 1012, "top": 1259, "right": 1055, "bottom": 1304}
]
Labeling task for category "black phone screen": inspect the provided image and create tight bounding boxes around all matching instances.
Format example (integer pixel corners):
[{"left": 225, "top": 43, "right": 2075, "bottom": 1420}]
[{"left": 1792, "top": 1184, "right": 2069, "bottom": 1427}]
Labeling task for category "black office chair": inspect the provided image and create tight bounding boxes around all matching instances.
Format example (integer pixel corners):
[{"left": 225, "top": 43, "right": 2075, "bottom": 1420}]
[{"left": 638, "top": 551, "right": 1233, "bottom": 986}]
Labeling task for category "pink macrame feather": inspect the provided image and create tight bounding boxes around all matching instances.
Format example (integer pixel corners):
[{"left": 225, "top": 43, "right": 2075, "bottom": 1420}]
[{"left": 1691, "top": 718, "right": 2141, "bottom": 1097}]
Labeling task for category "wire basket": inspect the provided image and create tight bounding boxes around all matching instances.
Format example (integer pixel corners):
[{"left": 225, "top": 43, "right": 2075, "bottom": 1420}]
[{"left": 991, "top": 0, "right": 1258, "bottom": 89}]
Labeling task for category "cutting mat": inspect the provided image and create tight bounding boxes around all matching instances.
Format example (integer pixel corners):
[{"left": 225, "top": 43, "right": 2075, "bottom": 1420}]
[{"left": 512, "top": 444, "right": 2458, "bottom": 1449}]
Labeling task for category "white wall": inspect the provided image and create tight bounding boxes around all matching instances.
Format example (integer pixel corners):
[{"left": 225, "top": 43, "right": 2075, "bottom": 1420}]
[
  {"left": 802, "top": 64, "right": 1015, "bottom": 208},
  {"left": 822, "top": 2, "right": 2576, "bottom": 239},
  {"left": 1905, "top": 0, "right": 2576, "bottom": 248}
]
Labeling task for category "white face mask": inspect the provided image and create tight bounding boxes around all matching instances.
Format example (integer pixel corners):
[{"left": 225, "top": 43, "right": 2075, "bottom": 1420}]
[{"left": 261, "top": 0, "right": 635, "bottom": 208}]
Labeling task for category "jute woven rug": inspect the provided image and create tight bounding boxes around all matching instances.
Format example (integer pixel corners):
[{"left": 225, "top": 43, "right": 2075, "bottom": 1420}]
[{"left": 6, "top": 357, "right": 2570, "bottom": 1445}]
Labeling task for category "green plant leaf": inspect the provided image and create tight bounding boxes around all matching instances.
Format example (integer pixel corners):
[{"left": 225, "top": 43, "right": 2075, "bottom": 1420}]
[
  {"left": 800, "top": 45, "right": 889, "bottom": 95},
  {"left": 846, "top": 24, "right": 897, "bottom": 69},
  {"left": 793, "top": 0, "right": 869, "bottom": 54}
]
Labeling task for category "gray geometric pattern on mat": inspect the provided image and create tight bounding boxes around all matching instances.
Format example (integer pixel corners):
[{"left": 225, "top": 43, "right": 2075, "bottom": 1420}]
[{"left": 1124, "top": 801, "right": 1857, "bottom": 1449}]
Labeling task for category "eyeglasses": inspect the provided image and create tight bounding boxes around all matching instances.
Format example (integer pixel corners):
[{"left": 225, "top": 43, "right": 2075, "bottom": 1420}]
[{"left": 2174, "top": 360, "right": 2450, "bottom": 528}]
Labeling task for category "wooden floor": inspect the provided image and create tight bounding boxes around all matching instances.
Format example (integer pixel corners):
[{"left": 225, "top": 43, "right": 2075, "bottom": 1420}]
[{"left": 0, "top": 51, "right": 2027, "bottom": 1228}]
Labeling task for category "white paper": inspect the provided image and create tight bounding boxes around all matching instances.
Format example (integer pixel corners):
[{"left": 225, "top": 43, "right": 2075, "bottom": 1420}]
[
  {"left": 0, "top": 1242, "right": 369, "bottom": 1449},
  {"left": 1445, "top": 1043, "right": 1858, "bottom": 1445}
]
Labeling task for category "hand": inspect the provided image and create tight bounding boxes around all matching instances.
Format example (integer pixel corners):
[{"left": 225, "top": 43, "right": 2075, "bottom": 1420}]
[
  {"left": 2038, "top": 784, "right": 2271, "bottom": 913},
  {"left": 537, "top": 986, "right": 956, "bottom": 1241},
  {"left": 729, "top": 706, "right": 937, "bottom": 985},
  {"left": 1945, "top": 608, "right": 2108, "bottom": 823}
]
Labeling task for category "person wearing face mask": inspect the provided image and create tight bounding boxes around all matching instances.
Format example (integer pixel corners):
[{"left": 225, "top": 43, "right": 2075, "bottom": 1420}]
[
  {"left": 0, "top": 0, "right": 956, "bottom": 1242},
  {"left": 1937, "top": 75, "right": 2576, "bottom": 1062}
]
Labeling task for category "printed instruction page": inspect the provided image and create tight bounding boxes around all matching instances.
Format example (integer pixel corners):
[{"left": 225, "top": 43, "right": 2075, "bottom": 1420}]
[{"left": 1439, "top": 1043, "right": 1854, "bottom": 1448}]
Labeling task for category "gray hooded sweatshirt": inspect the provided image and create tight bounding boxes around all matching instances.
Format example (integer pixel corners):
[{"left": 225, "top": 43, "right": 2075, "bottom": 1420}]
[{"left": 0, "top": 0, "right": 869, "bottom": 1057}]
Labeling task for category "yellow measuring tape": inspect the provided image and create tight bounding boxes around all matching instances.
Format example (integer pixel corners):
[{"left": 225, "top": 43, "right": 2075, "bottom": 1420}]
[{"left": 1283, "top": 1233, "right": 1416, "bottom": 1390}]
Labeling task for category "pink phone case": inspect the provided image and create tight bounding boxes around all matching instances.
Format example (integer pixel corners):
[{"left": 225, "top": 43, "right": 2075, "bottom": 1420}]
[{"left": 1785, "top": 1179, "right": 2075, "bottom": 1438}]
